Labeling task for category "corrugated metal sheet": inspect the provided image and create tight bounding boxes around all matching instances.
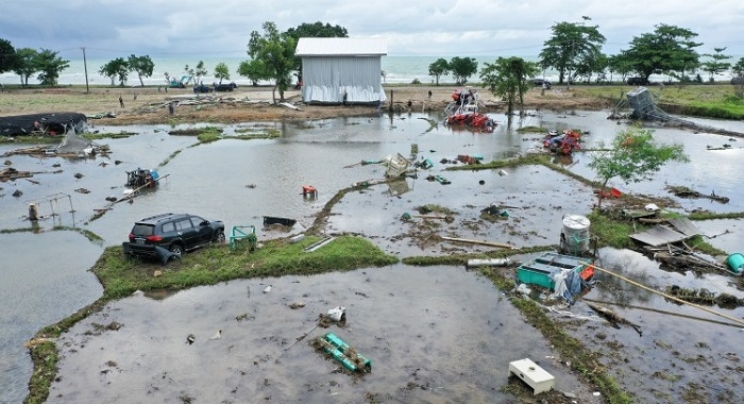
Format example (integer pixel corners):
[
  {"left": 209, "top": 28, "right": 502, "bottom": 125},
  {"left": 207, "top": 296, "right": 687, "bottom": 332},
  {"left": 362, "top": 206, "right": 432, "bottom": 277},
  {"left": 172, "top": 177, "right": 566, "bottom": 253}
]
[
  {"left": 629, "top": 225, "right": 694, "bottom": 247},
  {"left": 296, "top": 38, "right": 387, "bottom": 56},
  {"left": 667, "top": 218, "right": 700, "bottom": 237},
  {"left": 301, "top": 57, "right": 386, "bottom": 103}
]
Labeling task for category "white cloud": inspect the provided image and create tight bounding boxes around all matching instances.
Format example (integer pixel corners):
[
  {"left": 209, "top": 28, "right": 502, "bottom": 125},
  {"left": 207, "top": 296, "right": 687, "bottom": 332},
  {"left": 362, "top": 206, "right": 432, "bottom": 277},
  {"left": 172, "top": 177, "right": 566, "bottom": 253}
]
[{"left": 1, "top": 0, "right": 743, "bottom": 60}]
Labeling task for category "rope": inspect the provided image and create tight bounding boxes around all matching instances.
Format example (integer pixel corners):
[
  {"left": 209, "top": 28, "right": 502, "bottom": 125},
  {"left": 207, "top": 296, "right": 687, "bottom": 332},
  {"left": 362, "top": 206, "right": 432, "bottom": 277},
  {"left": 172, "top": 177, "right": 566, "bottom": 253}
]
[{"left": 583, "top": 263, "right": 744, "bottom": 328}]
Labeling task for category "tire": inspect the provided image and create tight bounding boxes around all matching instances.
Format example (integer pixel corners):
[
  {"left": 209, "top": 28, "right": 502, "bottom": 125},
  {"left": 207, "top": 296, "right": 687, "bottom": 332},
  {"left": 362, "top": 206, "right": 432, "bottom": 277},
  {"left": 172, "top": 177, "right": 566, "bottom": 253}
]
[
  {"left": 169, "top": 243, "right": 184, "bottom": 257},
  {"left": 213, "top": 231, "right": 226, "bottom": 244}
]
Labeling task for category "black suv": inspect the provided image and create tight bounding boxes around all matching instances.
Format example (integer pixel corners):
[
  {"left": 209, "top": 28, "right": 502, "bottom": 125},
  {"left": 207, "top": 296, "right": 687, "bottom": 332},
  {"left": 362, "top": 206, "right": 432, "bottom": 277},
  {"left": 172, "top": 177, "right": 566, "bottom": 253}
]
[
  {"left": 626, "top": 77, "right": 649, "bottom": 86},
  {"left": 193, "top": 84, "right": 213, "bottom": 93},
  {"left": 123, "top": 213, "right": 225, "bottom": 262},
  {"left": 532, "top": 78, "right": 552, "bottom": 89},
  {"left": 214, "top": 82, "right": 238, "bottom": 92}
]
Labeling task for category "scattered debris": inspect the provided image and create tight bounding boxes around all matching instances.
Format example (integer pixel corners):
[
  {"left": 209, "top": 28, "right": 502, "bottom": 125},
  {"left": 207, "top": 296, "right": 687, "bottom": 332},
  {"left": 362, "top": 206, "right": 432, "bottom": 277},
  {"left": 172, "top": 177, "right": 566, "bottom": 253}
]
[
  {"left": 312, "top": 332, "right": 371, "bottom": 373},
  {"left": 289, "top": 302, "right": 306, "bottom": 309},
  {"left": 75, "top": 188, "right": 91, "bottom": 194},
  {"left": 586, "top": 302, "right": 643, "bottom": 336},
  {"left": 186, "top": 334, "right": 195, "bottom": 345},
  {"left": 666, "top": 185, "right": 729, "bottom": 203},
  {"left": 209, "top": 329, "right": 222, "bottom": 340}
]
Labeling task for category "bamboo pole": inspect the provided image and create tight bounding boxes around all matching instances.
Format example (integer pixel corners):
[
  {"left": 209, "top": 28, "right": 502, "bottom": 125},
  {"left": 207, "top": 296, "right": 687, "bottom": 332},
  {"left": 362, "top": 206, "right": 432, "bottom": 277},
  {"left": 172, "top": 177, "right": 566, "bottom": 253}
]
[
  {"left": 440, "top": 236, "right": 513, "bottom": 249},
  {"left": 586, "top": 263, "right": 744, "bottom": 328}
]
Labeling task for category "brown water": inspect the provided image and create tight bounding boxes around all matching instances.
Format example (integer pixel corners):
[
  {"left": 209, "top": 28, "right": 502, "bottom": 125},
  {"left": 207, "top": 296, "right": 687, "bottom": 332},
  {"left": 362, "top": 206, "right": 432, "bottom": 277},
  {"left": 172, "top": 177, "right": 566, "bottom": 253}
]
[
  {"left": 2, "top": 110, "right": 744, "bottom": 403},
  {"left": 47, "top": 265, "right": 591, "bottom": 403}
]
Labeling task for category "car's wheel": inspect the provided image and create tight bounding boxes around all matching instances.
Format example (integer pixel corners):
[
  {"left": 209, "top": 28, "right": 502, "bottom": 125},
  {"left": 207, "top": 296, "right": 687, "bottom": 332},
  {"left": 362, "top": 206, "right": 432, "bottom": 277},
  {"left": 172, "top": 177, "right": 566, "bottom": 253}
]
[
  {"left": 169, "top": 243, "right": 184, "bottom": 257},
  {"left": 213, "top": 231, "right": 226, "bottom": 244}
]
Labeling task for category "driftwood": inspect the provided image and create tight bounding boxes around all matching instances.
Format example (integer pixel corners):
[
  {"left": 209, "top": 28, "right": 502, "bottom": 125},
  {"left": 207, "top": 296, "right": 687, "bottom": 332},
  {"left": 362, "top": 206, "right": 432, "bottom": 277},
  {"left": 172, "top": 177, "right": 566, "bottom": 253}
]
[
  {"left": 586, "top": 302, "right": 643, "bottom": 336},
  {"left": 415, "top": 215, "right": 455, "bottom": 223},
  {"left": 666, "top": 185, "right": 730, "bottom": 204}
]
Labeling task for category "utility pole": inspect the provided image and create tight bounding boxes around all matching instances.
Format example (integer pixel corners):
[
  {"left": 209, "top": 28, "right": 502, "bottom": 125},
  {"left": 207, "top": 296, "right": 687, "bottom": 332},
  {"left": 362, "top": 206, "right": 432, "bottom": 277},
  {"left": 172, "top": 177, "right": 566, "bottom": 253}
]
[{"left": 81, "top": 46, "right": 89, "bottom": 93}]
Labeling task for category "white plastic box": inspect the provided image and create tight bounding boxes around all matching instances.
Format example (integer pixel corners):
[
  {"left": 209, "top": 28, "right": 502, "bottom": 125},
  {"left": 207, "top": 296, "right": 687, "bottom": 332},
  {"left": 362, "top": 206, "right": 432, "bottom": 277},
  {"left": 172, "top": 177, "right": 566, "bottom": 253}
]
[{"left": 508, "top": 358, "right": 555, "bottom": 395}]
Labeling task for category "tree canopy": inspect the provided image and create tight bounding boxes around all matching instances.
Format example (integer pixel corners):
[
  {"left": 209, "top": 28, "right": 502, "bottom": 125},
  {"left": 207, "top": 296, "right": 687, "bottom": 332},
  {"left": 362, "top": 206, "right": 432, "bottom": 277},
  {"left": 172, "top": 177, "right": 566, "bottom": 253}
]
[
  {"left": 13, "top": 48, "right": 38, "bottom": 86},
  {"left": 99, "top": 58, "right": 129, "bottom": 86},
  {"left": 480, "top": 57, "right": 538, "bottom": 118},
  {"left": 214, "top": 62, "right": 230, "bottom": 83},
  {"left": 619, "top": 24, "right": 701, "bottom": 81},
  {"left": 35, "top": 49, "right": 69, "bottom": 86},
  {"left": 237, "top": 59, "right": 270, "bottom": 86},
  {"left": 285, "top": 22, "right": 348, "bottom": 41},
  {"left": 701, "top": 47, "right": 730, "bottom": 82},
  {"left": 246, "top": 21, "right": 297, "bottom": 101},
  {"left": 0, "top": 38, "right": 18, "bottom": 74},
  {"left": 539, "top": 20, "right": 606, "bottom": 85},
  {"left": 428, "top": 58, "right": 449, "bottom": 86},
  {"left": 128, "top": 54, "right": 154, "bottom": 87},
  {"left": 588, "top": 128, "right": 688, "bottom": 207},
  {"left": 449, "top": 57, "right": 478, "bottom": 85}
]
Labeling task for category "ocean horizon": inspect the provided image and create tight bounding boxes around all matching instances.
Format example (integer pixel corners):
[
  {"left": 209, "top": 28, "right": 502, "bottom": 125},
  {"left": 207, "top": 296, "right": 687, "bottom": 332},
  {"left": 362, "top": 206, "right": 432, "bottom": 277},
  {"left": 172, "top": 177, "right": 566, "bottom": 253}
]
[{"left": 1, "top": 54, "right": 736, "bottom": 87}]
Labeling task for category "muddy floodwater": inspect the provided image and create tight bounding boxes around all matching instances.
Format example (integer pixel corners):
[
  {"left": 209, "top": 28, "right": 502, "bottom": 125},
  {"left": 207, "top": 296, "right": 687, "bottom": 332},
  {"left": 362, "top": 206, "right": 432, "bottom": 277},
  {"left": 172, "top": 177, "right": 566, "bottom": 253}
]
[
  {"left": 1, "top": 108, "right": 743, "bottom": 403},
  {"left": 47, "top": 265, "right": 594, "bottom": 403}
]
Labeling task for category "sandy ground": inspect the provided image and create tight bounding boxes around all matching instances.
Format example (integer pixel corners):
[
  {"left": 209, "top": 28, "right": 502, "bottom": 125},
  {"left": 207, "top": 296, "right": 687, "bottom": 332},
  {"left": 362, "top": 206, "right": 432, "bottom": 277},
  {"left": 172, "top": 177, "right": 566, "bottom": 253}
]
[{"left": 0, "top": 84, "right": 610, "bottom": 125}]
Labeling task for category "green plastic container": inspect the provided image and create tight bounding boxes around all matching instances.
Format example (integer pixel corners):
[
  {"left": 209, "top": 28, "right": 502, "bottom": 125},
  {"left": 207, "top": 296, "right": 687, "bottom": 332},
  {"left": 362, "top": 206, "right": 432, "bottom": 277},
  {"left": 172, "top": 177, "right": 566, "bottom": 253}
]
[
  {"left": 727, "top": 253, "right": 744, "bottom": 274},
  {"left": 517, "top": 252, "right": 590, "bottom": 289}
]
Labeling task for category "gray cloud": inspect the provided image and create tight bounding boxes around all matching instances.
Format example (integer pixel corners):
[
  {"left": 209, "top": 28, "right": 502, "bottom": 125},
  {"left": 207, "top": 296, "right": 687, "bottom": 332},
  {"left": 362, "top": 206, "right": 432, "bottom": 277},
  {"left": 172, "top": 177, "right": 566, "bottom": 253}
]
[{"left": 2, "top": 0, "right": 743, "bottom": 61}]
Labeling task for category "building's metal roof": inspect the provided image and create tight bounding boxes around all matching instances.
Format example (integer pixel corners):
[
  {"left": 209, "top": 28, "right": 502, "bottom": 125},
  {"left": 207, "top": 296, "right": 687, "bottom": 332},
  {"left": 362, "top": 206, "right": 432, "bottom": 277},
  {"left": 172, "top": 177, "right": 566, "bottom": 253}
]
[
  {"left": 629, "top": 219, "right": 700, "bottom": 247},
  {"left": 296, "top": 38, "right": 387, "bottom": 57}
]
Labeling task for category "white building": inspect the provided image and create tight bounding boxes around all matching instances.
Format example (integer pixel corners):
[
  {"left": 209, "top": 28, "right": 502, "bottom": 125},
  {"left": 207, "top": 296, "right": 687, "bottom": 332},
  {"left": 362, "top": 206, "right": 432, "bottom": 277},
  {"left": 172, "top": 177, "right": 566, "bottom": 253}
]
[{"left": 295, "top": 38, "right": 387, "bottom": 104}]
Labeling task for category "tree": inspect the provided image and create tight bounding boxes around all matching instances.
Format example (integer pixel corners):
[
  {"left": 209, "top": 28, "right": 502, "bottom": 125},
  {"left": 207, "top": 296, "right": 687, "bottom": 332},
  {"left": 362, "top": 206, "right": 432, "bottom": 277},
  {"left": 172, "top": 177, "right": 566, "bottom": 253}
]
[
  {"left": 588, "top": 128, "right": 688, "bottom": 208},
  {"left": 237, "top": 58, "right": 270, "bottom": 86},
  {"left": 195, "top": 60, "right": 207, "bottom": 84},
  {"left": 480, "top": 57, "right": 538, "bottom": 118},
  {"left": 99, "top": 58, "right": 129, "bottom": 86},
  {"left": 34, "top": 49, "right": 69, "bottom": 86},
  {"left": 449, "top": 57, "right": 477, "bottom": 85},
  {"left": 539, "top": 20, "right": 606, "bottom": 85},
  {"left": 733, "top": 57, "right": 744, "bottom": 77},
  {"left": 128, "top": 54, "right": 154, "bottom": 87},
  {"left": 608, "top": 54, "right": 633, "bottom": 83},
  {"left": 285, "top": 22, "right": 348, "bottom": 40},
  {"left": 428, "top": 58, "right": 450, "bottom": 86},
  {"left": 214, "top": 62, "right": 230, "bottom": 84},
  {"left": 0, "top": 38, "right": 18, "bottom": 74},
  {"left": 702, "top": 47, "right": 731, "bottom": 82},
  {"left": 284, "top": 22, "right": 348, "bottom": 81},
  {"left": 13, "top": 48, "right": 38, "bottom": 86},
  {"left": 732, "top": 58, "right": 744, "bottom": 98},
  {"left": 620, "top": 24, "right": 701, "bottom": 82},
  {"left": 246, "top": 21, "right": 297, "bottom": 102}
]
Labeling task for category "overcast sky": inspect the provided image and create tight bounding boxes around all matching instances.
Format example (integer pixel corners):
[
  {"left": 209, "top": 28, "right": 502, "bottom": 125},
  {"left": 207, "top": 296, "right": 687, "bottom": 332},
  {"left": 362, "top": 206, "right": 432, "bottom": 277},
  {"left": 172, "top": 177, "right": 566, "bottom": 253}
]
[{"left": 2, "top": 0, "right": 743, "bottom": 61}]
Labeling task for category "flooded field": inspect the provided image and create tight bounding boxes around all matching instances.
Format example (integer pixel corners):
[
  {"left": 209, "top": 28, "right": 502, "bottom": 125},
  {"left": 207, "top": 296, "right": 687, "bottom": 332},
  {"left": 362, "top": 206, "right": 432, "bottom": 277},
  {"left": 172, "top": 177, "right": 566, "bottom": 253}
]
[{"left": 1, "top": 108, "right": 743, "bottom": 403}]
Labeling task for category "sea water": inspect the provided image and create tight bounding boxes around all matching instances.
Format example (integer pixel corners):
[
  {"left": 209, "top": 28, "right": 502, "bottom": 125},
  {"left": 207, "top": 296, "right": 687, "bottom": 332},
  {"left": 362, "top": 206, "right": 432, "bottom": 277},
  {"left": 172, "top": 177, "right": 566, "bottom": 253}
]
[{"left": 0, "top": 55, "right": 509, "bottom": 86}]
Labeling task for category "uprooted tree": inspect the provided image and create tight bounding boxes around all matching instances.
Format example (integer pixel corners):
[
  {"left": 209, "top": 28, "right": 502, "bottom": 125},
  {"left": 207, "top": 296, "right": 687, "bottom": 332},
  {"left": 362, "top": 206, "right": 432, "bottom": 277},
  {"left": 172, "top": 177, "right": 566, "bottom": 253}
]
[{"left": 588, "top": 128, "right": 689, "bottom": 208}]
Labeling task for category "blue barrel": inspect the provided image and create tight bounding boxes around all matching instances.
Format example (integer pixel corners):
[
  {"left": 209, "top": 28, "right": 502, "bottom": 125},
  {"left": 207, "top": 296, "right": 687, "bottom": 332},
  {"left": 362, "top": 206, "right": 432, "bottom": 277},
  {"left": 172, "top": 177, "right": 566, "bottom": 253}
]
[{"left": 727, "top": 253, "right": 744, "bottom": 274}]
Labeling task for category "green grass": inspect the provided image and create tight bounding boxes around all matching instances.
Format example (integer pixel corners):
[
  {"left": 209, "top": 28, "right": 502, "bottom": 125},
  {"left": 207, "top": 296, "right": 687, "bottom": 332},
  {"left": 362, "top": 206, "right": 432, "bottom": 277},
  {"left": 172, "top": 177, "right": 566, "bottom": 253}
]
[
  {"left": 587, "top": 211, "right": 639, "bottom": 249},
  {"left": 688, "top": 211, "right": 744, "bottom": 221},
  {"left": 516, "top": 125, "right": 548, "bottom": 134},
  {"left": 94, "top": 235, "right": 398, "bottom": 300},
  {"left": 82, "top": 132, "right": 137, "bottom": 139}
]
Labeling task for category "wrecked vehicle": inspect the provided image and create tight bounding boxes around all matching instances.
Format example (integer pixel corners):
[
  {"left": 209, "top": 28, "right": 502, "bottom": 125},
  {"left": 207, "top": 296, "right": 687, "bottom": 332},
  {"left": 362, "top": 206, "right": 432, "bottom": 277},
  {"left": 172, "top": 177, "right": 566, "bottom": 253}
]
[{"left": 122, "top": 213, "right": 225, "bottom": 263}]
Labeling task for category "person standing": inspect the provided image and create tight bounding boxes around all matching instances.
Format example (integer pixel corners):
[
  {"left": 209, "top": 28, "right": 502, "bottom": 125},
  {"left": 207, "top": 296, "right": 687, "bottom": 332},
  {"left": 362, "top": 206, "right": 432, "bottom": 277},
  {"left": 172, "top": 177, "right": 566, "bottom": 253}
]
[{"left": 119, "top": 95, "right": 125, "bottom": 108}]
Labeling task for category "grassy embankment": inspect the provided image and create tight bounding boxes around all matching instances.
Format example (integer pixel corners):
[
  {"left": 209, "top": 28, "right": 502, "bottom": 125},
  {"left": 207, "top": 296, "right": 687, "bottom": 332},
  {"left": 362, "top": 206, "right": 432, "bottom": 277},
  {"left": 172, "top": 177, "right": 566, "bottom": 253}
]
[{"left": 577, "top": 83, "right": 744, "bottom": 120}]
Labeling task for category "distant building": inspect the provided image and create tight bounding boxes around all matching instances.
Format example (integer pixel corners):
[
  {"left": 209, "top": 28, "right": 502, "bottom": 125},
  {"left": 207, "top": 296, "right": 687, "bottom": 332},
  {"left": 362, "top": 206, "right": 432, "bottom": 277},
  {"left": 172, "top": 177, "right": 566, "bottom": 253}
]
[{"left": 295, "top": 38, "right": 387, "bottom": 104}]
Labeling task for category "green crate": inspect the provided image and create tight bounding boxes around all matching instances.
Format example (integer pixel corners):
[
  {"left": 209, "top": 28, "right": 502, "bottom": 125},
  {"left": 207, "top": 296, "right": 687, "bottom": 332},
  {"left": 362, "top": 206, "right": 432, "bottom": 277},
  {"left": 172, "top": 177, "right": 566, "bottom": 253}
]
[{"left": 517, "top": 252, "right": 589, "bottom": 290}]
